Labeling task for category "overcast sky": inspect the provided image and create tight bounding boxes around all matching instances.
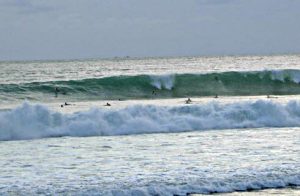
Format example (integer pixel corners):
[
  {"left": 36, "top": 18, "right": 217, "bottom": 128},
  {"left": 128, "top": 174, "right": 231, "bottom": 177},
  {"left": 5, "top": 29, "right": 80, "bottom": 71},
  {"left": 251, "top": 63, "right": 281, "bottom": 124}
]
[{"left": 0, "top": 0, "right": 300, "bottom": 61}]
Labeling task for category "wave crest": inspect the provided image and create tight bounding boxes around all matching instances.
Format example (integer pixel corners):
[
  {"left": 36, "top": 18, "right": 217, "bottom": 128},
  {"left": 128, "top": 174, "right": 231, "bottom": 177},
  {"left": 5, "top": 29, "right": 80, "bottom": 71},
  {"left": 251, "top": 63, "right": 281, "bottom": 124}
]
[{"left": 2, "top": 69, "right": 300, "bottom": 102}]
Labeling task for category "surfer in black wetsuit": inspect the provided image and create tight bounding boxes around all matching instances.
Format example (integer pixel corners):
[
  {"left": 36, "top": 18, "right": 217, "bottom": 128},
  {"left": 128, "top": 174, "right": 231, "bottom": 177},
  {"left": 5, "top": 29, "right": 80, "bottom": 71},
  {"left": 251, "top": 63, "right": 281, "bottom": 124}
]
[
  {"left": 152, "top": 90, "right": 157, "bottom": 96},
  {"left": 185, "top": 98, "right": 192, "bottom": 104},
  {"left": 55, "top": 87, "right": 60, "bottom": 97},
  {"left": 61, "top": 102, "right": 73, "bottom": 107},
  {"left": 214, "top": 77, "right": 219, "bottom": 98},
  {"left": 105, "top": 102, "right": 111, "bottom": 106}
]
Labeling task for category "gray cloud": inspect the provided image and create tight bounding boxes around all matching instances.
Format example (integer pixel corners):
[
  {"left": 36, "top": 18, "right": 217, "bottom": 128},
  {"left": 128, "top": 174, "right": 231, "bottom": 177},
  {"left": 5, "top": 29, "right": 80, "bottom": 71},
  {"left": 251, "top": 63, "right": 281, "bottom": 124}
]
[
  {"left": 0, "top": 0, "right": 299, "bottom": 60},
  {"left": 0, "top": 0, "right": 56, "bottom": 14}
]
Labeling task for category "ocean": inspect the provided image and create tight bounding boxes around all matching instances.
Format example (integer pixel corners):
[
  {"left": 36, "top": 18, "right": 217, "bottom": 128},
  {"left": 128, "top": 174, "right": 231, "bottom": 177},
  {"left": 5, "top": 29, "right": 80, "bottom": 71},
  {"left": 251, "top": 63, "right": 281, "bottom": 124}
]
[{"left": 0, "top": 55, "right": 299, "bottom": 195}]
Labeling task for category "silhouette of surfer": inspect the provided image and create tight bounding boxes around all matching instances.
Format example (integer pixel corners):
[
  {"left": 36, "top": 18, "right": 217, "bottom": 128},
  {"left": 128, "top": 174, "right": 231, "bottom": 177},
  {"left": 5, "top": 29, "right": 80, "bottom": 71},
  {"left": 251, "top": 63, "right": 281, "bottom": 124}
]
[
  {"left": 55, "top": 87, "right": 60, "bottom": 97},
  {"left": 60, "top": 102, "right": 74, "bottom": 108},
  {"left": 267, "top": 95, "right": 278, "bottom": 99},
  {"left": 185, "top": 98, "right": 192, "bottom": 104},
  {"left": 105, "top": 102, "right": 111, "bottom": 106},
  {"left": 152, "top": 90, "right": 157, "bottom": 96}
]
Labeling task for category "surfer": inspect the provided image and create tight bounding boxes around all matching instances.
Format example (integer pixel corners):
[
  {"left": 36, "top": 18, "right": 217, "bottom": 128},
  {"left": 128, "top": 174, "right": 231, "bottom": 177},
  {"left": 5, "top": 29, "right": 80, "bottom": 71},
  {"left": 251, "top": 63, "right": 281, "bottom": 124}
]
[
  {"left": 214, "top": 76, "right": 219, "bottom": 81},
  {"left": 64, "top": 102, "right": 71, "bottom": 106},
  {"left": 105, "top": 102, "right": 111, "bottom": 106},
  {"left": 55, "top": 87, "right": 60, "bottom": 97},
  {"left": 267, "top": 95, "right": 278, "bottom": 99},
  {"left": 152, "top": 90, "right": 157, "bottom": 96},
  {"left": 185, "top": 98, "right": 192, "bottom": 104}
]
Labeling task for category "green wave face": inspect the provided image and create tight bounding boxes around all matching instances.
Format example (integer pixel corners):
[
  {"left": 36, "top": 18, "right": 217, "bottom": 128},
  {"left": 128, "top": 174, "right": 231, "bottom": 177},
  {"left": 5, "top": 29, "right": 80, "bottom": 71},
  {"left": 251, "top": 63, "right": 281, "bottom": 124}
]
[{"left": 1, "top": 70, "right": 300, "bottom": 102}]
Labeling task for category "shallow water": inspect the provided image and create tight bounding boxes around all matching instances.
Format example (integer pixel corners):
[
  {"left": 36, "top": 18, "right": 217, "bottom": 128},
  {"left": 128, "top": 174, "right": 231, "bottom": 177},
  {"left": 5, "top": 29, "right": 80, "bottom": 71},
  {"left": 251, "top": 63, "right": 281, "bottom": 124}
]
[
  {"left": 0, "top": 127, "right": 299, "bottom": 195},
  {"left": 194, "top": 187, "right": 300, "bottom": 195}
]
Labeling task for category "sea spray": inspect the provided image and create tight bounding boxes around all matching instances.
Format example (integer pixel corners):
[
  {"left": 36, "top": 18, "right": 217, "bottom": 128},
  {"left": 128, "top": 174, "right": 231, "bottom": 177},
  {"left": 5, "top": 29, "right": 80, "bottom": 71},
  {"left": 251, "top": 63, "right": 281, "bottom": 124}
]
[{"left": 150, "top": 74, "right": 175, "bottom": 90}]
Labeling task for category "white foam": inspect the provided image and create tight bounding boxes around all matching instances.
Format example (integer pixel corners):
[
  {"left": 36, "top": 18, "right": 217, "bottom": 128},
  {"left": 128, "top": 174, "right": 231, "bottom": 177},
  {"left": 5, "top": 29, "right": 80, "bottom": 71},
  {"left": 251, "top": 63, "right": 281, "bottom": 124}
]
[
  {"left": 150, "top": 74, "right": 175, "bottom": 90},
  {"left": 107, "top": 175, "right": 300, "bottom": 195},
  {"left": 28, "top": 174, "right": 299, "bottom": 195},
  {"left": 2, "top": 100, "right": 300, "bottom": 141}
]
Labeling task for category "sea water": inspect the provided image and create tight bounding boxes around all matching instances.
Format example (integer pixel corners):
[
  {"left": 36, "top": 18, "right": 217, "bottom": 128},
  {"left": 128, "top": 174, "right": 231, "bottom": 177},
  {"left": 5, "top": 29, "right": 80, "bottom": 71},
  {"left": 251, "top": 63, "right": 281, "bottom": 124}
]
[{"left": 0, "top": 55, "right": 299, "bottom": 195}]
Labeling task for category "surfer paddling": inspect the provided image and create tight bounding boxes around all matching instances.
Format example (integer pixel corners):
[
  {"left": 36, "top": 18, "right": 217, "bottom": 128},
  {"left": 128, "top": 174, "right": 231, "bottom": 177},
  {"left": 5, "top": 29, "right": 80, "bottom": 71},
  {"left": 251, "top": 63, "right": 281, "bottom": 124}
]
[
  {"left": 60, "top": 102, "right": 74, "bottom": 108},
  {"left": 266, "top": 95, "right": 278, "bottom": 99}
]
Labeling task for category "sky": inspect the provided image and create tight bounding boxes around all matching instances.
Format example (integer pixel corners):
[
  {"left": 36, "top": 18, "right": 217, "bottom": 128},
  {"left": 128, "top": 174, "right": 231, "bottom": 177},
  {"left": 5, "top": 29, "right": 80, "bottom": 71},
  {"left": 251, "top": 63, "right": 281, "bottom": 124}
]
[{"left": 0, "top": 0, "right": 300, "bottom": 61}]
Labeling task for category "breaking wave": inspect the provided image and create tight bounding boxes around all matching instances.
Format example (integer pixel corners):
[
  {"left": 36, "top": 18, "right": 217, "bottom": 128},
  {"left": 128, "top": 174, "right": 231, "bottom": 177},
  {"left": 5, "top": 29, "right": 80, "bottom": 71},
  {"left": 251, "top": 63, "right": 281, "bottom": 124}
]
[
  {"left": 2, "top": 100, "right": 300, "bottom": 141},
  {"left": 2, "top": 69, "right": 300, "bottom": 102}
]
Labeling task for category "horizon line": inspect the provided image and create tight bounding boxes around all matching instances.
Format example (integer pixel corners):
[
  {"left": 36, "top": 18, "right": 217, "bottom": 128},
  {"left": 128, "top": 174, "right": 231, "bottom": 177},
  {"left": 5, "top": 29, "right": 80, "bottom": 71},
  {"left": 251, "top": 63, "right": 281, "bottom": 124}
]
[{"left": 1, "top": 52, "right": 300, "bottom": 63}]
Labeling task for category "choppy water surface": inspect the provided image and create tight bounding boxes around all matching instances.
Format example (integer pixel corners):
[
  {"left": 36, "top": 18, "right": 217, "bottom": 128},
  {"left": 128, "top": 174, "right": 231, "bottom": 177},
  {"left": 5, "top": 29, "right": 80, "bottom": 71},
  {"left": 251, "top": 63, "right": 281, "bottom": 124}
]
[
  {"left": 1, "top": 55, "right": 300, "bottom": 195},
  {"left": 1, "top": 55, "right": 300, "bottom": 104},
  {"left": 0, "top": 128, "right": 299, "bottom": 195},
  {"left": 1, "top": 55, "right": 300, "bottom": 84}
]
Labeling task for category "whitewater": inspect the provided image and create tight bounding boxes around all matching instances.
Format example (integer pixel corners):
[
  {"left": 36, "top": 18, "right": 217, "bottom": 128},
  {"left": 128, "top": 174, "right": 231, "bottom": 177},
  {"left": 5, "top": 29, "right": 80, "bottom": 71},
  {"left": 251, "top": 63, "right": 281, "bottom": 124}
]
[{"left": 0, "top": 55, "right": 300, "bottom": 195}]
